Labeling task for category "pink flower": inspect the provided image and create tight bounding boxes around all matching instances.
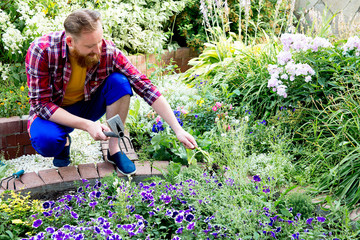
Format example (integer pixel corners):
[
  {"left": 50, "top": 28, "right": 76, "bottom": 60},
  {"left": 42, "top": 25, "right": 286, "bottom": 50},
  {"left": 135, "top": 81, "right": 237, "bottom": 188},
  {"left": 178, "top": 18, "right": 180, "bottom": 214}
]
[
  {"left": 212, "top": 106, "right": 218, "bottom": 111},
  {"left": 181, "top": 109, "right": 188, "bottom": 114},
  {"left": 229, "top": 104, "right": 233, "bottom": 110},
  {"left": 215, "top": 102, "right": 222, "bottom": 108},
  {"left": 156, "top": 116, "right": 161, "bottom": 123}
]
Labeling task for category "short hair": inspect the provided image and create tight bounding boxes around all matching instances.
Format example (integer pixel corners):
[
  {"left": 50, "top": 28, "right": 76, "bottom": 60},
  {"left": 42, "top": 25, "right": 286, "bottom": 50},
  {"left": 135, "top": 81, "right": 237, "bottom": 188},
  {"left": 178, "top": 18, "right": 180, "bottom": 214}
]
[{"left": 64, "top": 9, "right": 101, "bottom": 38}]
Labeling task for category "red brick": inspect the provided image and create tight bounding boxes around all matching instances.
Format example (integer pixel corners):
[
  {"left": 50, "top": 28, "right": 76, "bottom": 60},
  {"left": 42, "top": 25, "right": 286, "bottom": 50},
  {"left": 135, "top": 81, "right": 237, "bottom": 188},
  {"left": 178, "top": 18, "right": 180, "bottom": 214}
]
[
  {"left": 38, "top": 169, "right": 63, "bottom": 184},
  {"left": 20, "top": 172, "right": 45, "bottom": 189},
  {"left": 24, "top": 144, "right": 36, "bottom": 155},
  {"left": 78, "top": 163, "right": 99, "bottom": 180},
  {"left": 189, "top": 47, "right": 200, "bottom": 57},
  {"left": 151, "top": 161, "right": 169, "bottom": 175},
  {"left": 6, "top": 135, "right": 17, "bottom": 147},
  {"left": 22, "top": 119, "right": 28, "bottom": 133},
  {"left": 0, "top": 136, "right": 5, "bottom": 149},
  {"left": 17, "top": 132, "right": 31, "bottom": 145},
  {"left": 1, "top": 178, "right": 25, "bottom": 190},
  {"left": 97, "top": 162, "right": 116, "bottom": 178},
  {"left": 127, "top": 152, "right": 139, "bottom": 160},
  {"left": 162, "top": 50, "right": 175, "bottom": 60},
  {"left": 134, "top": 161, "right": 152, "bottom": 176},
  {"left": 2, "top": 146, "right": 22, "bottom": 160},
  {"left": 175, "top": 47, "right": 190, "bottom": 59},
  {"left": 58, "top": 166, "right": 81, "bottom": 182},
  {"left": 0, "top": 116, "right": 21, "bottom": 135}
]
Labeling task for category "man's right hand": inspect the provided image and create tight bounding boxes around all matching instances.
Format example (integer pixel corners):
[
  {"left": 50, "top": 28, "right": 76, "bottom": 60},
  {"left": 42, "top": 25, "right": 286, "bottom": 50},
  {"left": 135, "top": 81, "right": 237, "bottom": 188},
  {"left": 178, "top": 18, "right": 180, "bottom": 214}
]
[{"left": 85, "top": 121, "right": 111, "bottom": 141}]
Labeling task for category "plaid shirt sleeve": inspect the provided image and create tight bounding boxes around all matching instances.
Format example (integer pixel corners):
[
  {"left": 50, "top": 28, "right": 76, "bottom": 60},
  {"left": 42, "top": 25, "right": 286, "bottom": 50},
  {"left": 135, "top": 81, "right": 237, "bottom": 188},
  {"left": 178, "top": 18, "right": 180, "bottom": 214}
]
[
  {"left": 112, "top": 48, "right": 162, "bottom": 105},
  {"left": 25, "top": 39, "right": 59, "bottom": 120}
]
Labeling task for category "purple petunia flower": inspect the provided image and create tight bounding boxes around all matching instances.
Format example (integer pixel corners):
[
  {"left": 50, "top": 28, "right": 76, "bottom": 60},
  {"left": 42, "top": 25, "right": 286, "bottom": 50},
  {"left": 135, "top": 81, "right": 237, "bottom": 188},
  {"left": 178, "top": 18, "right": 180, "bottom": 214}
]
[
  {"left": 32, "top": 219, "right": 42, "bottom": 228},
  {"left": 175, "top": 214, "right": 184, "bottom": 223},
  {"left": 46, "top": 227, "right": 55, "bottom": 234},
  {"left": 172, "top": 236, "right": 181, "bottom": 240},
  {"left": 108, "top": 210, "right": 115, "bottom": 218},
  {"left": 291, "top": 232, "right": 300, "bottom": 239},
  {"left": 253, "top": 175, "right": 261, "bottom": 182},
  {"left": 185, "top": 213, "right": 195, "bottom": 222},
  {"left": 89, "top": 201, "right": 97, "bottom": 208},
  {"left": 42, "top": 201, "right": 50, "bottom": 209},
  {"left": 187, "top": 222, "right": 195, "bottom": 230},
  {"left": 317, "top": 216, "right": 326, "bottom": 223},
  {"left": 71, "top": 211, "right": 79, "bottom": 219},
  {"left": 176, "top": 226, "right": 184, "bottom": 234},
  {"left": 306, "top": 218, "right": 314, "bottom": 225},
  {"left": 94, "top": 226, "right": 101, "bottom": 233}
]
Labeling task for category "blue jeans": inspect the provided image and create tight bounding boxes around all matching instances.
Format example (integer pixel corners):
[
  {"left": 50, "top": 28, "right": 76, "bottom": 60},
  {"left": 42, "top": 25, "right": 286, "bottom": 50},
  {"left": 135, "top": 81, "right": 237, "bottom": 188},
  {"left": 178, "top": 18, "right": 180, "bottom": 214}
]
[{"left": 29, "top": 72, "right": 133, "bottom": 157}]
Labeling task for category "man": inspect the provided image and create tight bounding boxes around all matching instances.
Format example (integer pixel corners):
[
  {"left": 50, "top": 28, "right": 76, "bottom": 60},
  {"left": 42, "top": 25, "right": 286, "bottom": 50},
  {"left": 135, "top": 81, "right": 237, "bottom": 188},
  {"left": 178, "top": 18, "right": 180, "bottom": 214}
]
[{"left": 25, "top": 9, "right": 197, "bottom": 175}]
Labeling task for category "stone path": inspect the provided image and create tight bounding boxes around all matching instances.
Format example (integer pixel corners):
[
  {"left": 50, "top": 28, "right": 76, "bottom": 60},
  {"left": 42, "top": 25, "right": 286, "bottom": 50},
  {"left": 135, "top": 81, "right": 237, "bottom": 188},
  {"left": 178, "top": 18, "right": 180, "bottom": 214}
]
[{"left": 0, "top": 135, "right": 169, "bottom": 196}]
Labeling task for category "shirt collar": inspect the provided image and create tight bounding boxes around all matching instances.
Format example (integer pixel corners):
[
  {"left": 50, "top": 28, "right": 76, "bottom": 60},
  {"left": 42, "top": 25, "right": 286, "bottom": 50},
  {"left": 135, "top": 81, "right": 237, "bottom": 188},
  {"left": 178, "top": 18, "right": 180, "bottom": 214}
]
[{"left": 61, "top": 31, "right": 67, "bottom": 59}]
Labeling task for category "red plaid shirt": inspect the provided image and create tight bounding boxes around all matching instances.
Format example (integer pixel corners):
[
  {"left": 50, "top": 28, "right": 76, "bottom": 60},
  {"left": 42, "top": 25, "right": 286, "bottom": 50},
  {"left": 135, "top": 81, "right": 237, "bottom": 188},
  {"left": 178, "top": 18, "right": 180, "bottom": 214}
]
[{"left": 25, "top": 31, "right": 161, "bottom": 131}]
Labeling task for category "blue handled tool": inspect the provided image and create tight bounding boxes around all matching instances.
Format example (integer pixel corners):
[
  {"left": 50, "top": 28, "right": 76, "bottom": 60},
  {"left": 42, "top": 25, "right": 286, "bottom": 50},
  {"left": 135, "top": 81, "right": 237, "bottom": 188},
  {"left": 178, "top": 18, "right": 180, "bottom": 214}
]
[{"left": 0, "top": 169, "right": 25, "bottom": 190}]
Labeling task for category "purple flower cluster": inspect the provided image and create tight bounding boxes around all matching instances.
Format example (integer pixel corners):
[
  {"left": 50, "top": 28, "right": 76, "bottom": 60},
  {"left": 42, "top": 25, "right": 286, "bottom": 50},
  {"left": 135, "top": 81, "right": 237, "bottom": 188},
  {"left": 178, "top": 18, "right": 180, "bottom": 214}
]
[
  {"left": 342, "top": 36, "right": 360, "bottom": 56},
  {"left": 280, "top": 33, "right": 333, "bottom": 52},
  {"left": 22, "top": 173, "right": 338, "bottom": 239},
  {"left": 267, "top": 34, "right": 327, "bottom": 98}
]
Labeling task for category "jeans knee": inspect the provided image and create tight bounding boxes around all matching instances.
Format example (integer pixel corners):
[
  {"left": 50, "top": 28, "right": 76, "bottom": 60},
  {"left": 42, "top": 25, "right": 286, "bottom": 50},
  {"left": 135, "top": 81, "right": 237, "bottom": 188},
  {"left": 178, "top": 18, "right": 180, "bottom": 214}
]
[
  {"left": 31, "top": 134, "right": 66, "bottom": 157},
  {"left": 107, "top": 72, "right": 130, "bottom": 86}
]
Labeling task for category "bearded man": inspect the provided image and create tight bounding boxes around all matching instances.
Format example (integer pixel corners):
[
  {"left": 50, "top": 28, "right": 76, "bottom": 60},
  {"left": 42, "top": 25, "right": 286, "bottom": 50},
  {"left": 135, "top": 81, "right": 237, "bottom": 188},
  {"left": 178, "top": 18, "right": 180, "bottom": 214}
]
[{"left": 25, "top": 9, "right": 197, "bottom": 175}]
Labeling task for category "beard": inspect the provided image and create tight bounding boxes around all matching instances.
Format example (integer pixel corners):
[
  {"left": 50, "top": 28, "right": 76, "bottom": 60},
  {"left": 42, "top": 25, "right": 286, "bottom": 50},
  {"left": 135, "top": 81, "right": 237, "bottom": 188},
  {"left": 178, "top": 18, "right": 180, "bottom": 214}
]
[{"left": 71, "top": 47, "right": 100, "bottom": 68}]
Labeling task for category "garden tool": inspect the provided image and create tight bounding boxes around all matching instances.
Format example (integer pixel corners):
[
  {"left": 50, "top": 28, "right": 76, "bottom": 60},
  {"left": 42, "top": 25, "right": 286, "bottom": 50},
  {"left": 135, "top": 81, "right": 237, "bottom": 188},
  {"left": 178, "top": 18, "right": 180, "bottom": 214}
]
[
  {"left": 0, "top": 169, "right": 25, "bottom": 190},
  {"left": 103, "top": 114, "right": 134, "bottom": 152}
]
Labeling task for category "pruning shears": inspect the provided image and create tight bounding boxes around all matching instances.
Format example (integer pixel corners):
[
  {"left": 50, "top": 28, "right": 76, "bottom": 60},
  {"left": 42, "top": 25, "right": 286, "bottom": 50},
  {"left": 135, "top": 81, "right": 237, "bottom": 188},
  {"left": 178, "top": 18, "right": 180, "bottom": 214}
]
[{"left": 0, "top": 170, "right": 25, "bottom": 191}]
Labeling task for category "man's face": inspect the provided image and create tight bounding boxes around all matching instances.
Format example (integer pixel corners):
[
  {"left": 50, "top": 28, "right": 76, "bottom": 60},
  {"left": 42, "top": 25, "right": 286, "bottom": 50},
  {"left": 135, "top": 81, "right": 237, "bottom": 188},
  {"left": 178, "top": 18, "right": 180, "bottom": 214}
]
[{"left": 67, "top": 22, "right": 103, "bottom": 68}]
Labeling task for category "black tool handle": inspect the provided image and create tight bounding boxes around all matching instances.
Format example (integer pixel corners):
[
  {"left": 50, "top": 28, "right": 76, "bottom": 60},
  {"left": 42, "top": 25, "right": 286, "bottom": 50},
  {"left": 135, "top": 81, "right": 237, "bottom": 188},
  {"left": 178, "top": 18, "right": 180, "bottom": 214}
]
[{"left": 103, "top": 131, "right": 119, "bottom": 138}]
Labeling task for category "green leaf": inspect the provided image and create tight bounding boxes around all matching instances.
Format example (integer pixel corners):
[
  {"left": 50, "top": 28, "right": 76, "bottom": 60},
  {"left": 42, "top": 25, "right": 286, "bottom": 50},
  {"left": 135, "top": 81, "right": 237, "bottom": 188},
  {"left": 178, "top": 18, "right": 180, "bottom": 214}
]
[{"left": 280, "top": 208, "right": 293, "bottom": 218}]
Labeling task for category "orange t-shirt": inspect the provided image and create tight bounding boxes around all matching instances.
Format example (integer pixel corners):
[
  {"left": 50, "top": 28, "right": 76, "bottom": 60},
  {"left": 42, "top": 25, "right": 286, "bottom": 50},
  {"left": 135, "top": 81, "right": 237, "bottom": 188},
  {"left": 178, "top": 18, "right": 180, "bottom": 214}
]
[{"left": 62, "top": 55, "right": 86, "bottom": 106}]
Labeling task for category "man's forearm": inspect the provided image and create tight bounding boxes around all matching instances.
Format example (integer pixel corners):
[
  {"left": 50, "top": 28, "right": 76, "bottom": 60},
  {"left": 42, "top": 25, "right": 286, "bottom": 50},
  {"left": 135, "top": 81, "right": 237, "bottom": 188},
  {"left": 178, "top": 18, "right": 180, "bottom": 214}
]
[{"left": 49, "top": 107, "right": 92, "bottom": 131}]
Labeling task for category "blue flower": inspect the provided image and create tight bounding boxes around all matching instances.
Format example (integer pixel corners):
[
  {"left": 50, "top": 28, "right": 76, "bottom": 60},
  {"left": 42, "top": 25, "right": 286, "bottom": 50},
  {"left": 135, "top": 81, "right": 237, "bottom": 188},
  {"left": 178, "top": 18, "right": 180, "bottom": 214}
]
[
  {"left": 176, "top": 226, "right": 184, "bottom": 234},
  {"left": 177, "top": 118, "right": 183, "bottom": 126},
  {"left": 152, "top": 121, "right": 165, "bottom": 133},
  {"left": 46, "top": 227, "right": 55, "bottom": 234},
  {"left": 174, "top": 110, "right": 181, "bottom": 117},
  {"left": 253, "top": 175, "right": 261, "bottom": 182},
  {"left": 187, "top": 222, "right": 195, "bottom": 230},
  {"left": 317, "top": 216, "right": 326, "bottom": 223},
  {"left": 185, "top": 213, "right": 195, "bottom": 222},
  {"left": 291, "top": 232, "right": 299, "bottom": 239},
  {"left": 175, "top": 214, "right": 184, "bottom": 223},
  {"left": 306, "top": 218, "right": 314, "bottom": 225},
  {"left": 71, "top": 211, "right": 79, "bottom": 219},
  {"left": 32, "top": 219, "right": 42, "bottom": 228},
  {"left": 42, "top": 201, "right": 50, "bottom": 209}
]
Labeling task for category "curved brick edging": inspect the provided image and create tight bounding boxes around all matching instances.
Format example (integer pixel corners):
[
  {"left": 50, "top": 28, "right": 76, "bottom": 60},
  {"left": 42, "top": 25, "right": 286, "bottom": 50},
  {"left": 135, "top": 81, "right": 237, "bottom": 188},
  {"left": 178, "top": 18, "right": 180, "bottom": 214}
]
[{"left": 0, "top": 160, "right": 170, "bottom": 196}]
